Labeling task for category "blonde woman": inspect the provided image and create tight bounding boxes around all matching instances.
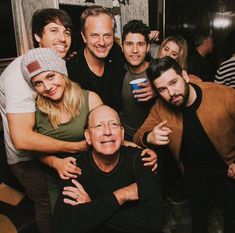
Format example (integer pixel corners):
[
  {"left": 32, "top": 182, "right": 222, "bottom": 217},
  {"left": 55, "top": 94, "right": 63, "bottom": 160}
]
[
  {"left": 156, "top": 35, "right": 201, "bottom": 82},
  {"left": 157, "top": 35, "right": 188, "bottom": 69},
  {"left": 21, "top": 48, "right": 103, "bottom": 211}
]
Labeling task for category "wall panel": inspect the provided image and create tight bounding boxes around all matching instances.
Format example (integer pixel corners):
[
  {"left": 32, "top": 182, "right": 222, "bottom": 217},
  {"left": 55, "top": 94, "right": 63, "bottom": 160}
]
[
  {"left": 59, "top": 0, "right": 112, "bottom": 8},
  {"left": 120, "top": 0, "right": 149, "bottom": 29}
]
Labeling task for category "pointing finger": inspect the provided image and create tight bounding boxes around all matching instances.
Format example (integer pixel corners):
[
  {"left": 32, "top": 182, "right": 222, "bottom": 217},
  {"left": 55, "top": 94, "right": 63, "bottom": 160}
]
[
  {"left": 162, "top": 126, "right": 173, "bottom": 134},
  {"left": 156, "top": 121, "right": 168, "bottom": 129}
]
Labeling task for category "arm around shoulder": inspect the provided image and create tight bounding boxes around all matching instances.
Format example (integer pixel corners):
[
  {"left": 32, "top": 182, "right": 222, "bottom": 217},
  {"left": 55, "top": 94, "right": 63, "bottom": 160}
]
[{"left": 7, "top": 112, "right": 85, "bottom": 153}]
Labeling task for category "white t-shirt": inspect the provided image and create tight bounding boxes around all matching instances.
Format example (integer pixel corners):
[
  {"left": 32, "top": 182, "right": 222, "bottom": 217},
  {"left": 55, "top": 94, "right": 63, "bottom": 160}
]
[{"left": 0, "top": 55, "right": 37, "bottom": 164}]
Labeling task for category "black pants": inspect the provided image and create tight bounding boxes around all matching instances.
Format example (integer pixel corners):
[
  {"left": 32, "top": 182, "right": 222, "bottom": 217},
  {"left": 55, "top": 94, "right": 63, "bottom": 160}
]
[
  {"left": 184, "top": 163, "right": 235, "bottom": 233},
  {"left": 11, "top": 160, "right": 52, "bottom": 233}
]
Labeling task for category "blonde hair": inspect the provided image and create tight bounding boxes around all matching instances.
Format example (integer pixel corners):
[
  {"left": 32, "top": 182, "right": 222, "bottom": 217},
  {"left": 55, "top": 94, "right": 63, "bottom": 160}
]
[
  {"left": 157, "top": 35, "right": 188, "bottom": 70},
  {"left": 36, "top": 75, "right": 84, "bottom": 129}
]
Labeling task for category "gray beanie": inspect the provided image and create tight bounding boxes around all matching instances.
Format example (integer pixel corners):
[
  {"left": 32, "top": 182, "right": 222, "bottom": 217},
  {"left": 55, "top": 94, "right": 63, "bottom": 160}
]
[{"left": 21, "top": 48, "right": 68, "bottom": 90}]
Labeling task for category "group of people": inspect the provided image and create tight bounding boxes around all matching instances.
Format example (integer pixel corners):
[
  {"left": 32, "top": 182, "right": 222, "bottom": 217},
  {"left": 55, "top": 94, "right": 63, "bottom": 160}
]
[{"left": 0, "top": 5, "right": 234, "bottom": 233}]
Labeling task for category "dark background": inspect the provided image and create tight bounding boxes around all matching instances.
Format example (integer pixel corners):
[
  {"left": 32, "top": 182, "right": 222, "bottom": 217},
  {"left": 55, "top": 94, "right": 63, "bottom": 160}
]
[
  {"left": 149, "top": 0, "right": 235, "bottom": 64},
  {"left": 0, "top": 0, "right": 17, "bottom": 60}
]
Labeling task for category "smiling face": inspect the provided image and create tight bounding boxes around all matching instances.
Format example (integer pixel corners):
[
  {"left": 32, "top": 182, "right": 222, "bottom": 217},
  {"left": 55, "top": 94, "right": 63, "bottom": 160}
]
[
  {"left": 159, "top": 41, "right": 180, "bottom": 60},
  {"left": 81, "top": 14, "right": 114, "bottom": 60},
  {"left": 85, "top": 105, "right": 124, "bottom": 157},
  {"left": 34, "top": 22, "right": 71, "bottom": 58},
  {"left": 153, "top": 68, "right": 190, "bottom": 108},
  {"left": 31, "top": 71, "right": 66, "bottom": 102},
  {"left": 123, "top": 32, "right": 149, "bottom": 69}
]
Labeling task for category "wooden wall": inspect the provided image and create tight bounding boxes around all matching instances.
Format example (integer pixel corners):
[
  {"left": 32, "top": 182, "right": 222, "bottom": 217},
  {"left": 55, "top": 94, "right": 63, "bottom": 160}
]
[
  {"left": 59, "top": 0, "right": 112, "bottom": 8},
  {"left": 120, "top": 0, "right": 149, "bottom": 27}
]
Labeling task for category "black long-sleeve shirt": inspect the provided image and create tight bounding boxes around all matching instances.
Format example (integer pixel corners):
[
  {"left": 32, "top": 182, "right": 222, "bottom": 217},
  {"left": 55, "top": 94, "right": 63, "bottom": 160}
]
[
  {"left": 53, "top": 146, "right": 164, "bottom": 233},
  {"left": 67, "top": 43, "right": 125, "bottom": 112}
]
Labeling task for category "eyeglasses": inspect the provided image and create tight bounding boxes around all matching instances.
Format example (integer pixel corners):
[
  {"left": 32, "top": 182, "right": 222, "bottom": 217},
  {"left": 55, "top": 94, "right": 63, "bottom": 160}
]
[{"left": 88, "top": 121, "right": 122, "bottom": 131}]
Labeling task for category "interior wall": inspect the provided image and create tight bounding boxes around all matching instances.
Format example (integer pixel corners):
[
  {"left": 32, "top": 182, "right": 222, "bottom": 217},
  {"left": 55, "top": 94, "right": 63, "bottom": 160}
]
[
  {"left": 120, "top": 0, "right": 148, "bottom": 28},
  {"left": 12, "top": 0, "right": 58, "bottom": 54},
  {"left": 0, "top": 0, "right": 17, "bottom": 60},
  {"left": 59, "top": 0, "right": 112, "bottom": 8}
]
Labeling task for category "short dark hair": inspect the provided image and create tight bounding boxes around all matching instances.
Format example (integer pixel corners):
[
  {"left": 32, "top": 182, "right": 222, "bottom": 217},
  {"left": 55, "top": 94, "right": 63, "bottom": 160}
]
[
  {"left": 80, "top": 6, "right": 115, "bottom": 34},
  {"left": 122, "top": 20, "right": 150, "bottom": 44},
  {"left": 32, "top": 8, "right": 73, "bottom": 48},
  {"left": 147, "top": 56, "right": 183, "bottom": 82},
  {"left": 194, "top": 33, "right": 211, "bottom": 47}
]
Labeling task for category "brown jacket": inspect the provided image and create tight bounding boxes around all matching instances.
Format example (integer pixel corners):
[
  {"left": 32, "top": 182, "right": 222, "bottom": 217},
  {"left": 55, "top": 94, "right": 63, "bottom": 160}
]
[{"left": 133, "top": 82, "right": 235, "bottom": 165}]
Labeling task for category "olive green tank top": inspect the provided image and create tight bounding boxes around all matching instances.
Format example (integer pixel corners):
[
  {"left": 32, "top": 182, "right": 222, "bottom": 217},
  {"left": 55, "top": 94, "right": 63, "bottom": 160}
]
[{"left": 35, "top": 89, "right": 89, "bottom": 142}]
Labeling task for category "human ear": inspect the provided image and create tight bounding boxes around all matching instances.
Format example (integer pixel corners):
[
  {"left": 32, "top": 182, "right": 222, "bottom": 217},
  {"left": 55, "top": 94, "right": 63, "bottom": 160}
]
[
  {"left": 84, "top": 129, "right": 92, "bottom": 145},
  {"left": 182, "top": 70, "right": 190, "bottom": 83},
  {"left": 121, "top": 44, "right": 124, "bottom": 52},
  {"left": 121, "top": 127, "right": 125, "bottom": 141},
  {"left": 146, "top": 43, "right": 150, "bottom": 53},
  {"left": 81, "top": 32, "right": 87, "bottom": 43},
  {"left": 34, "top": 34, "right": 41, "bottom": 43}
]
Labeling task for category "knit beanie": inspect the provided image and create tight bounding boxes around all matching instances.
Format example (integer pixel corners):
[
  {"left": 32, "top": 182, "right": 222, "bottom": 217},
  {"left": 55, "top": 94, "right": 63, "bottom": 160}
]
[{"left": 21, "top": 48, "right": 68, "bottom": 90}]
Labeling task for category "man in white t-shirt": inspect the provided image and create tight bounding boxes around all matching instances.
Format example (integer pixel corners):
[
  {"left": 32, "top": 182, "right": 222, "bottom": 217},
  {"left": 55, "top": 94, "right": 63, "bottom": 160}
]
[{"left": 0, "top": 9, "right": 84, "bottom": 233}]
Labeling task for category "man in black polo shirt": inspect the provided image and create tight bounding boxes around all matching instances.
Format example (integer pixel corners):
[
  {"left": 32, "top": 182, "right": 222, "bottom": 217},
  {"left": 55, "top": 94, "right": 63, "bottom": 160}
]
[{"left": 67, "top": 6, "right": 124, "bottom": 111}]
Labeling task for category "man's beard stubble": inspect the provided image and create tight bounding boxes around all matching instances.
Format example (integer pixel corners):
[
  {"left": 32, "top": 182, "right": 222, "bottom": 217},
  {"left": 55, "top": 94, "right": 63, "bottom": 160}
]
[{"left": 164, "top": 82, "right": 190, "bottom": 111}]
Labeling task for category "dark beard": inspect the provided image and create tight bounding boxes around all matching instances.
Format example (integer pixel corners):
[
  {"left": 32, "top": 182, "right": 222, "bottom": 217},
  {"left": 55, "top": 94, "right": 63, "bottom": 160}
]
[
  {"left": 165, "top": 100, "right": 184, "bottom": 112},
  {"left": 164, "top": 83, "right": 190, "bottom": 111}
]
